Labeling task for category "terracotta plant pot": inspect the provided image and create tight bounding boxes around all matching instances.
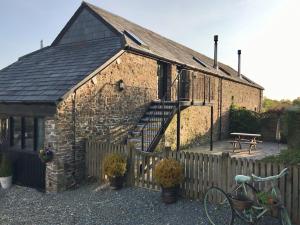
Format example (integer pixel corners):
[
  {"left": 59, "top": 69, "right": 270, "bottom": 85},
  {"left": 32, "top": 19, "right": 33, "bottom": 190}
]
[
  {"left": 161, "top": 186, "right": 179, "bottom": 204},
  {"left": 109, "top": 176, "right": 124, "bottom": 190}
]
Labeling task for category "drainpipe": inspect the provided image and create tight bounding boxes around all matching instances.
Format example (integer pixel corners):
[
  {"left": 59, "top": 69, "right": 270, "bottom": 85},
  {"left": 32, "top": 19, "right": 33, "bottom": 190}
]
[
  {"left": 72, "top": 91, "right": 77, "bottom": 188},
  {"left": 218, "top": 78, "right": 223, "bottom": 140}
]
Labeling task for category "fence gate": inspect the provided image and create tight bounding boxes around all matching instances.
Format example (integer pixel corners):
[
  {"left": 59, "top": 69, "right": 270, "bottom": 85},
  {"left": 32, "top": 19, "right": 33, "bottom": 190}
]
[{"left": 9, "top": 150, "right": 46, "bottom": 191}]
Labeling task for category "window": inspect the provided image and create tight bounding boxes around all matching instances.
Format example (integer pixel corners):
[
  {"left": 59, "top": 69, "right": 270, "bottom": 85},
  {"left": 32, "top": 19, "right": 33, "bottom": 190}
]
[
  {"left": 35, "top": 118, "right": 45, "bottom": 151},
  {"left": 124, "top": 30, "right": 147, "bottom": 47},
  {"left": 9, "top": 117, "right": 44, "bottom": 151},
  {"left": 10, "top": 117, "right": 22, "bottom": 148},
  {"left": 219, "top": 67, "right": 231, "bottom": 76},
  {"left": 193, "top": 56, "right": 207, "bottom": 68},
  {"left": 25, "top": 118, "right": 34, "bottom": 150}
]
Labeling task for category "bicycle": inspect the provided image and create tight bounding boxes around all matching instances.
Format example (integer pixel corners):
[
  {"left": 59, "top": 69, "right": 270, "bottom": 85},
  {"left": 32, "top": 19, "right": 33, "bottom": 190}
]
[{"left": 204, "top": 168, "right": 292, "bottom": 225}]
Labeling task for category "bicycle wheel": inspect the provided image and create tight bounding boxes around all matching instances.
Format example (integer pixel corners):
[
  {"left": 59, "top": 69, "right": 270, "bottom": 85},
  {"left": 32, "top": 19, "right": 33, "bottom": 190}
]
[
  {"left": 280, "top": 207, "right": 292, "bottom": 225},
  {"left": 231, "top": 183, "right": 260, "bottom": 224},
  {"left": 204, "top": 187, "right": 234, "bottom": 225}
]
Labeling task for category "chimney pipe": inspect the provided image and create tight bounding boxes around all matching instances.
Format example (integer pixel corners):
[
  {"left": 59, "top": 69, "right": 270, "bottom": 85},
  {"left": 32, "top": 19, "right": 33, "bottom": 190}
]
[
  {"left": 238, "top": 49, "right": 241, "bottom": 78},
  {"left": 213, "top": 35, "right": 218, "bottom": 70},
  {"left": 40, "top": 40, "right": 43, "bottom": 49}
]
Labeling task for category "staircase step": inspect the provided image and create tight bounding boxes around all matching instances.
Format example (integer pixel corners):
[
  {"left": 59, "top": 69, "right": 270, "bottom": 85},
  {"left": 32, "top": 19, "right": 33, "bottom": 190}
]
[
  {"left": 152, "top": 100, "right": 177, "bottom": 106},
  {"left": 136, "top": 124, "right": 160, "bottom": 130},
  {"left": 145, "top": 112, "right": 170, "bottom": 117},
  {"left": 132, "top": 130, "right": 156, "bottom": 137},
  {"left": 149, "top": 105, "right": 175, "bottom": 110},
  {"left": 148, "top": 107, "right": 174, "bottom": 112},
  {"left": 141, "top": 117, "right": 164, "bottom": 123}
]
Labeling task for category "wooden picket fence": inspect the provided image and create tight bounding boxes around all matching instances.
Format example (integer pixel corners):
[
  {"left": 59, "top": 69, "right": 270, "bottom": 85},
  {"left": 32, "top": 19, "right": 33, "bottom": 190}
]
[
  {"left": 85, "top": 140, "right": 300, "bottom": 224},
  {"left": 85, "top": 141, "right": 128, "bottom": 182}
]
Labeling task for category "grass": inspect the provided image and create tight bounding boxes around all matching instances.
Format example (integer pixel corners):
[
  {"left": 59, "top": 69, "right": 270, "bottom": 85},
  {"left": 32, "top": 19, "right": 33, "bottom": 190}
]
[{"left": 262, "top": 148, "right": 300, "bottom": 165}]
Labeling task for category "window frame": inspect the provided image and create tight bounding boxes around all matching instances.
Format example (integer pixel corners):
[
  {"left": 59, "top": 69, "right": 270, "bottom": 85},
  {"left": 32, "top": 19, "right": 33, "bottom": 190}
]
[{"left": 9, "top": 116, "right": 44, "bottom": 152}]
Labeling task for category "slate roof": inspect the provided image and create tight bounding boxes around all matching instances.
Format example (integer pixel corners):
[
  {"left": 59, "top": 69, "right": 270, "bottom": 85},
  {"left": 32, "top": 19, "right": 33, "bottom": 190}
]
[
  {"left": 0, "top": 2, "right": 262, "bottom": 104},
  {"left": 85, "top": 2, "right": 263, "bottom": 90},
  {"left": 0, "top": 37, "right": 122, "bottom": 102}
]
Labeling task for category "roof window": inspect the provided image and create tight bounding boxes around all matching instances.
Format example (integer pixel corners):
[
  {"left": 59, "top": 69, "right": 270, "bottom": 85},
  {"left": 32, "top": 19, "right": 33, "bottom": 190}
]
[
  {"left": 124, "top": 30, "right": 147, "bottom": 47},
  {"left": 192, "top": 56, "right": 207, "bottom": 68},
  {"left": 219, "top": 67, "right": 231, "bottom": 76}
]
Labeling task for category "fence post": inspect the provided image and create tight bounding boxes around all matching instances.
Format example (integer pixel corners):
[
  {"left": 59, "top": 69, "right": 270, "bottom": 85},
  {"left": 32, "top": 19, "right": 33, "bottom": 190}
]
[
  {"left": 164, "top": 146, "right": 171, "bottom": 159},
  {"left": 221, "top": 152, "right": 230, "bottom": 193},
  {"left": 126, "top": 144, "right": 135, "bottom": 187}
]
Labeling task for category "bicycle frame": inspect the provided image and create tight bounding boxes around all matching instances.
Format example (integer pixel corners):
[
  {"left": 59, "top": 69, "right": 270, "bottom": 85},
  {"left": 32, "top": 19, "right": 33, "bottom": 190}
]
[{"left": 234, "top": 179, "right": 288, "bottom": 223}]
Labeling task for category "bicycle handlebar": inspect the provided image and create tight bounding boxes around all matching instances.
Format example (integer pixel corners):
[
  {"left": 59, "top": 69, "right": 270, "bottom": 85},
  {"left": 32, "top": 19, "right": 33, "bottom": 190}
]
[{"left": 251, "top": 168, "right": 288, "bottom": 182}]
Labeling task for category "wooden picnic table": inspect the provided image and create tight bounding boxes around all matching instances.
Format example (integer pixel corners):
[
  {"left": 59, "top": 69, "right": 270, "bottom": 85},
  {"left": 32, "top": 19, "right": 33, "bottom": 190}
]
[{"left": 229, "top": 132, "right": 262, "bottom": 154}]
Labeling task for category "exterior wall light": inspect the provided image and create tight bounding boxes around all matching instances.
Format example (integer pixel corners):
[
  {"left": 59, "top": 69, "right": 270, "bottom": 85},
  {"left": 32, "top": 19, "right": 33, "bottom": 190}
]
[{"left": 118, "top": 79, "right": 125, "bottom": 91}]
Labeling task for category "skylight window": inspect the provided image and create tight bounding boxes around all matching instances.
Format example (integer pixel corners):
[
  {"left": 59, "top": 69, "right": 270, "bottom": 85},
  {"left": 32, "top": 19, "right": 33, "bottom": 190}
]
[
  {"left": 241, "top": 76, "right": 254, "bottom": 84},
  {"left": 219, "top": 67, "right": 231, "bottom": 76},
  {"left": 192, "top": 56, "right": 207, "bottom": 68},
  {"left": 124, "top": 30, "right": 147, "bottom": 47}
]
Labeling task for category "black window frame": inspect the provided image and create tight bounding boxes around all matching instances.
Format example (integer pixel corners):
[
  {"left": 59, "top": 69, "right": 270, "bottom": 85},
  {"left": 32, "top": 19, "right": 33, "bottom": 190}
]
[{"left": 9, "top": 116, "right": 44, "bottom": 152}]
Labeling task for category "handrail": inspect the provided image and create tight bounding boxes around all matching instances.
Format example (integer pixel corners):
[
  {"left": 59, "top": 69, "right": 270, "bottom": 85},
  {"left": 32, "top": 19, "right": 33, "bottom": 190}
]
[
  {"left": 140, "top": 69, "right": 185, "bottom": 131},
  {"left": 139, "top": 68, "right": 214, "bottom": 152},
  {"left": 140, "top": 69, "right": 186, "bottom": 152}
]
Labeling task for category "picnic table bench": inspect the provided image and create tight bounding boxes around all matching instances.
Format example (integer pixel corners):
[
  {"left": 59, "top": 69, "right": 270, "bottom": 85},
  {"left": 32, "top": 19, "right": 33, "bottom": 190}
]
[{"left": 229, "top": 132, "right": 262, "bottom": 154}]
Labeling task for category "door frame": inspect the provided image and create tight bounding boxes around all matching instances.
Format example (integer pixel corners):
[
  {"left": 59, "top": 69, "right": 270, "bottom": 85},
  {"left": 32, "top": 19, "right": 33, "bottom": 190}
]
[{"left": 157, "top": 61, "right": 169, "bottom": 100}]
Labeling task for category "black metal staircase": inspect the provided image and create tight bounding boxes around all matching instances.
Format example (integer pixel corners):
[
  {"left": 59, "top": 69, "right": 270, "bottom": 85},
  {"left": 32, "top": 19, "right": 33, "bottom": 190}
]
[
  {"left": 128, "top": 68, "right": 215, "bottom": 153},
  {"left": 129, "top": 100, "right": 177, "bottom": 152}
]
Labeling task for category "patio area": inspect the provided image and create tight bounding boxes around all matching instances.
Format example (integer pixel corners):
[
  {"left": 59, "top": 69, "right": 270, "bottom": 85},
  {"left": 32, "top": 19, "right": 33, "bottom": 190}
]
[{"left": 184, "top": 140, "right": 287, "bottom": 160}]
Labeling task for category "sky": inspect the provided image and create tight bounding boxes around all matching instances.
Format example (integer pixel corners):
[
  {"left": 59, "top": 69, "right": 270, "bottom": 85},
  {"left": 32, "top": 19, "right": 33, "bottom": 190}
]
[{"left": 0, "top": 0, "right": 299, "bottom": 100}]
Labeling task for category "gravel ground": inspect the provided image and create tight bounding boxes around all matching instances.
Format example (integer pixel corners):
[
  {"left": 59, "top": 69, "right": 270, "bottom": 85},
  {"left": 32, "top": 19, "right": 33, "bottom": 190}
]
[{"left": 0, "top": 184, "right": 282, "bottom": 225}]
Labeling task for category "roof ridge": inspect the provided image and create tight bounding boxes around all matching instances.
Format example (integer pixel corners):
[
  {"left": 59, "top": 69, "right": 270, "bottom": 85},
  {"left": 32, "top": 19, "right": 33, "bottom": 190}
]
[
  {"left": 72, "top": 2, "right": 263, "bottom": 89},
  {"left": 83, "top": 2, "right": 233, "bottom": 72},
  {"left": 18, "top": 46, "right": 50, "bottom": 61}
]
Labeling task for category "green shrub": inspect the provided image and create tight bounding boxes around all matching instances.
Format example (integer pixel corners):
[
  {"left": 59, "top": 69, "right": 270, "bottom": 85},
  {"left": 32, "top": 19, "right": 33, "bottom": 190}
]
[
  {"left": 103, "top": 153, "right": 127, "bottom": 178},
  {"left": 261, "top": 149, "right": 300, "bottom": 165},
  {"left": 0, "top": 154, "right": 12, "bottom": 177},
  {"left": 229, "top": 105, "right": 261, "bottom": 134},
  {"left": 286, "top": 107, "right": 300, "bottom": 149}
]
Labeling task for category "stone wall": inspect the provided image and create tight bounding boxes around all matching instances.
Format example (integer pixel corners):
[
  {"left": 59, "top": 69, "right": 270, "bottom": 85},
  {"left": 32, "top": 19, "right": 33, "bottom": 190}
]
[
  {"left": 220, "top": 79, "right": 262, "bottom": 138},
  {"left": 44, "top": 50, "right": 262, "bottom": 192},
  {"left": 164, "top": 76, "right": 262, "bottom": 150},
  {"left": 45, "top": 52, "right": 158, "bottom": 192},
  {"left": 164, "top": 74, "right": 221, "bottom": 150}
]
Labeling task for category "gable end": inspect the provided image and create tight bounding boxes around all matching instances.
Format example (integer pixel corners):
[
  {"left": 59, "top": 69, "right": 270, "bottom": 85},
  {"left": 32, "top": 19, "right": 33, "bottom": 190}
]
[{"left": 52, "top": 4, "right": 122, "bottom": 46}]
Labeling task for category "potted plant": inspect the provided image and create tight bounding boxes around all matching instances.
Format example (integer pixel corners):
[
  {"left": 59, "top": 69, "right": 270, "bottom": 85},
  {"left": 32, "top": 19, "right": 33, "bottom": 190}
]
[
  {"left": 103, "top": 153, "right": 127, "bottom": 190},
  {"left": 0, "top": 154, "right": 13, "bottom": 189},
  {"left": 39, "top": 146, "right": 53, "bottom": 163},
  {"left": 154, "top": 158, "right": 183, "bottom": 204}
]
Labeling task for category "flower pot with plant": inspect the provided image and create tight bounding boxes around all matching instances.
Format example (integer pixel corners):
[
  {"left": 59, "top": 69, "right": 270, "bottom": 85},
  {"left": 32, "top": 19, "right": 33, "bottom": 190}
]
[
  {"left": 39, "top": 146, "right": 53, "bottom": 163},
  {"left": 103, "top": 153, "right": 127, "bottom": 190},
  {"left": 0, "top": 154, "right": 13, "bottom": 189},
  {"left": 154, "top": 158, "right": 183, "bottom": 204}
]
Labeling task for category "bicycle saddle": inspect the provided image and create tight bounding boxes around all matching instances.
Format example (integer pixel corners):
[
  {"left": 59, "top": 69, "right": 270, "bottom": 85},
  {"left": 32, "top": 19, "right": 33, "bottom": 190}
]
[{"left": 235, "top": 175, "right": 251, "bottom": 183}]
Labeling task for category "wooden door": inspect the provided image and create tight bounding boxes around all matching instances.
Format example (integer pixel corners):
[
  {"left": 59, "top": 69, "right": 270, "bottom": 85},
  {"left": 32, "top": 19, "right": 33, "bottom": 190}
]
[{"left": 157, "top": 62, "right": 169, "bottom": 100}]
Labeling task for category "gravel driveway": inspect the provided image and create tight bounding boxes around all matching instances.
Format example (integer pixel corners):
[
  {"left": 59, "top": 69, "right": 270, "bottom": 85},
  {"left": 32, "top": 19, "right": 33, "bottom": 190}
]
[{"left": 0, "top": 184, "right": 282, "bottom": 225}]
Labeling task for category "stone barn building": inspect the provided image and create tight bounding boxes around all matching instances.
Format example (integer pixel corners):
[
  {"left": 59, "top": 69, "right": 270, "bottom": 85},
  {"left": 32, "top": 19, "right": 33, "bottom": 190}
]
[{"left": 0, "top": 2, "right": 263, "bottom": 192}]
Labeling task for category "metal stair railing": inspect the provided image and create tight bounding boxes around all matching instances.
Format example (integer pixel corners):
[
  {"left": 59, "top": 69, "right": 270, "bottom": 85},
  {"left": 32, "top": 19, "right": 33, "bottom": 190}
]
[{"left": 140, "top": 69, "right": 185, "bottom": 152}]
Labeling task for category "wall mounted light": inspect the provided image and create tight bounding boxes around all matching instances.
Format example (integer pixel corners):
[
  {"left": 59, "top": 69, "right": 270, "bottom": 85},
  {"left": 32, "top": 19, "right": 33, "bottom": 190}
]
[{"left": 118, "top": 79, "right": 125, "bottom": 91}]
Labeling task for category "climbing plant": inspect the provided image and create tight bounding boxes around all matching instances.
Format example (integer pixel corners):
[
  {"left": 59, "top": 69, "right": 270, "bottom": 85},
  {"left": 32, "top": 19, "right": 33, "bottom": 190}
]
[{"left": 229, "top": 105, "right": 261, "bottom": 134}]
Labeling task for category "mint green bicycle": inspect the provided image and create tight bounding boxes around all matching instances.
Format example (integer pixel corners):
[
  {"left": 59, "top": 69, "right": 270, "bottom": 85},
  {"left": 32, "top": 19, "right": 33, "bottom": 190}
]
[{"left": 204, "top": 168, "right": 292, "bottom": 225}]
